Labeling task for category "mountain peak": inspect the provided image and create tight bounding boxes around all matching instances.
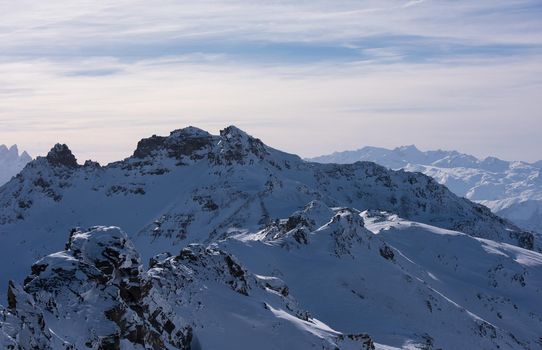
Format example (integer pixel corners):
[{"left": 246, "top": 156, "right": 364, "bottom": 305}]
[
  {"left": 0, "top": 144, "right": 32, "bottom": 185},
  {"left": 0, "top": 144, "right": 32, "bottom": 161},
  {"left": 169, "top": 126, "right": 212, "bottom": 139},
  {"left": 8, "top": 145, "right": 18, "bottom": 156},
  {"left": 0, "top": 145, "right": 21, "bottom": 160},
  {"left": 219, "top": 125, "right": 270, "bottom": 161},
  {"left": 132, "top": 125, "right": 274, "bottom": 164},
  {"left": 133, "top": 126, "right": 214, "bottom": 160},
  {"left": 46, "top": 144, "right": 78, "bottom": 168},
  {"left": 220, "top": 125, "right": 250, "bottom": 139},
  {"left": 394, "top": 144, "right": 421, "bottom": 153},
  {"left": 19, "top": 151, "right": 32, "bottom": 163}
]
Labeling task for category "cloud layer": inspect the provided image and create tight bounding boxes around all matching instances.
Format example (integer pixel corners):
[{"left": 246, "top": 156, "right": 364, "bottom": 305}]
[{"left": 1, "top": 0, "right": 541, "bottom": 162}]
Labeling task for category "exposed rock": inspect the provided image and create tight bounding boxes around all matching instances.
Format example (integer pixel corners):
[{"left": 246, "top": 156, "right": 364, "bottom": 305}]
[
  {"left": 45, "top": 144, "right": 78, "bottom": 168},
  {"left": 133, "top": 126, "right": 214, "bottom": 161},
  {"left": 1, "top": 226, "right": 363, "bottom": 349},
  {"left": 10, "top": 226, "right": 193, "bottom": 349},
  {"left": 379, "top": 244, "right": 395, "bottom": 260}
]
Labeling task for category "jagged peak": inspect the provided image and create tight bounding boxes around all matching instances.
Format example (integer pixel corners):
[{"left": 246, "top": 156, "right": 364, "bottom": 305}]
[
  {"left": 0, "top": 144, "right": 30, "bottom": 161},
  {"left": 394, "top": 144, "right": 420, "bottom": 153},
  {"left": 45, "top": 143, "right": 78, "bottom": 168},
  {"left": 19, "top": 151, "right": 32, "bottom": 162},
  {"left": 133, "top": 126, "right": 214, "bottom": 160},
  {"left": 130, "top": 125, "right": 295, "bottom": 165},
  {"left": 169, "top": 126, "right": 212, "bottom": 139},
  {"left": 218, "top": 125, "right": 270, "bottom": 161},
  {"left": 220, "top": 125, "right": 251, "bottom": 139},
  {"left": 219, "top": 125, "right": 267, "bottom": 148}
]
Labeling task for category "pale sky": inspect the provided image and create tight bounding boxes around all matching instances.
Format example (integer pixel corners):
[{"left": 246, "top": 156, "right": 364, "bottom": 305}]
[{"left": 0, "top": 0, "right": 541, "bottom": 163}]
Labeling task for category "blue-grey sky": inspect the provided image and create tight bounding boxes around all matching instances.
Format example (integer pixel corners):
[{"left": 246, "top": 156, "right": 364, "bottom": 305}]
[{"left": 0, "top": 0, "right": 541, "bottom": 163}]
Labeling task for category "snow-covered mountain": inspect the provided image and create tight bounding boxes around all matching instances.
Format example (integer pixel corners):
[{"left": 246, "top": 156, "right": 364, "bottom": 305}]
[
  {"left": 2, "top": 206, "right": 542, "bottom": 349},
  {"left": 2, "top": 225, "right": 371, "bottom": 350},
  {"left": 0, "top": 144, "right": 31, "bottom": 185},
  {"left": 310, "top": 145, "right": 542, "bottom": 235},
  {"left": 1, "top": 126, "right": 541, "bottom": 349}
]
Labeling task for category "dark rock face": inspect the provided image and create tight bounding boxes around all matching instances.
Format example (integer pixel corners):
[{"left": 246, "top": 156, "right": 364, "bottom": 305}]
[
  {"left": 132, "top": 125, "right": 273, "bottom": 166},
  {"left": 46, "top": 144, "right": 78, "bottom": 168},
  {"left": 7, "top": 281, "right": 17, "bottom": 310},
  {"left": 219, "top": 125, "right": 269, "bottom": 163},
  {"left": 133, "top": 127, "right": 214, "bottom": 161},
  {"left": 133, "top": 135, "right": 167, "bottom": 159},
  {"left": 379, "top": 244, "right": 395, "bottom": 261},
  {"left": 511, "top": 230, "right": 535, "bottom": 250},
  {"left": 10, "top": 227, "right": 193, "bottom": 350},
  {"left": 175, "top": 244, "right": 251, "bottom": 296},
  {"left": 3, "top": 282, "right": 54, "bottom": 350}
]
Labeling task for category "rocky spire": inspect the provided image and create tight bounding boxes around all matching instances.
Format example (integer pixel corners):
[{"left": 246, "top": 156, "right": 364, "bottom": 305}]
[
  {"left": 46, "top": 144, "right": 78, "bottom": 168},
  {"left": 0, "top": 145, "right": 20, "bottom": 162}
]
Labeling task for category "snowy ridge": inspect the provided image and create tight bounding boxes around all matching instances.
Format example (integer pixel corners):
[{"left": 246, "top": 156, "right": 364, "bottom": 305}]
[
  {"left": 0, "top": 126, "right": 536, "bottom": 289},
  {"left": 0, "top": 126, "right": 536, "bottom": 291},
  {"left": 224, "top": 204, "right": 542, "bottom": 349},
  {"left": 2, "top": 204, "right": 542, "bottom": 349},
  {"left": 309, "top": 145, "right": 542, "bottom": 235},
  {"left": 0, "top": 144, "right": 31, "bottom": 186},
  {"left": 1, "top": 126, "right": 541, "bottom": 349}
]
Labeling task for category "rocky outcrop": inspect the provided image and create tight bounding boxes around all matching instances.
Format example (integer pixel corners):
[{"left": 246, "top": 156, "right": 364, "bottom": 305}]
[
  {"left": 45, "top": 144, "right": 78, "bottom": 168},
  {"left": 1, "top": 226, "right": 376, "bottom": 349},
  {"left": 133, "top": 126, "right": 214, "bottom": 162},
  {"left": 4, "top": 226, "right": 193, "bottom": 350}
]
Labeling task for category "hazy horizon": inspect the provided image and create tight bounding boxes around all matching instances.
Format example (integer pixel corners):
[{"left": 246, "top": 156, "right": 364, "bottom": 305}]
[
  {"left": 1, "top": 1, "right": 541, "bottom": 162},
  {"left": 3, "top": 124, "right": 541, "bottom": 166}
]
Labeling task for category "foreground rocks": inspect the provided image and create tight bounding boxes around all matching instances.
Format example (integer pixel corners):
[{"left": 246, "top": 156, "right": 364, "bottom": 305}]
[{"left": 1, "top": 226, "right": 374, "bottom": 350}]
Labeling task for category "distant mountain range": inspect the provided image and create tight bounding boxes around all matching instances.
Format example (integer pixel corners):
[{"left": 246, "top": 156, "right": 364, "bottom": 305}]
[
  {"left": 0, "top": 144, "right": 31, "bottom": 185},
  {"left": 309, "top": 145, "right": 542, "bottom": 235},
  {"left": 1, "top": 128, "right": 541, "bottom": 349}
]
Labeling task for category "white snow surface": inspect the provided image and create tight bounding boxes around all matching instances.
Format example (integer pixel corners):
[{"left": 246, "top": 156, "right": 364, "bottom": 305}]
[
  {"left": 0, "top": 126, "right": 541, "bottom": 349},
  {"left": 309, "top": 145, "right": 542, "bottom": 235}
]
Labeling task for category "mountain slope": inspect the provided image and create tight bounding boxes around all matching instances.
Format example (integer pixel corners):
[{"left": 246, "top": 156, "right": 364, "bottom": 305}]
[
  {"left": 1, "top": 126, "right": 541, "bottom": 349},
  {"left": 222, "top": 203, "right": 542, "bottom": 349},
  {"left": 2, "top": 203, "right": 542, "bottom": 349},
  {"left": 309, "top": 145, "right": 542, "bottom": 235},
  {"left": 0, "top": 126, "right": 536, "bottom": 298},
  {"left": 1, "top": 226, "right": 372, "bottom": 350},
  {"left": 0, "top": 144, "right": 31, "bottom": 185}
]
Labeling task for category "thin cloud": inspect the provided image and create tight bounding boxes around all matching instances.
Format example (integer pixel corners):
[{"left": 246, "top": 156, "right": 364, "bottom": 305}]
[
  {"left": 402, "top": 0, "right": 426, "bottom": 8},
  {"left": 0, "top": 0, "right": 541, "bottom": 163}
]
